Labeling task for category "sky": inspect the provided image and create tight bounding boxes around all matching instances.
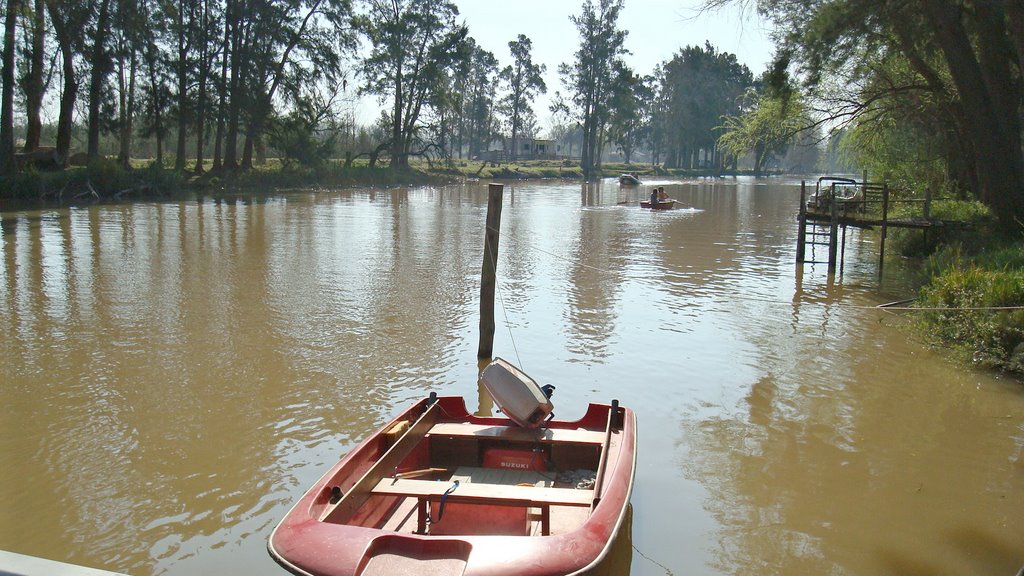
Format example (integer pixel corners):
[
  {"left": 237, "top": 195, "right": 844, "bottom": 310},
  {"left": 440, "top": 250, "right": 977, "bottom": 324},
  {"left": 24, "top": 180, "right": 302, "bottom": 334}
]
[{"left": 350, "top": 0, "right": 778, "bottom": 132}]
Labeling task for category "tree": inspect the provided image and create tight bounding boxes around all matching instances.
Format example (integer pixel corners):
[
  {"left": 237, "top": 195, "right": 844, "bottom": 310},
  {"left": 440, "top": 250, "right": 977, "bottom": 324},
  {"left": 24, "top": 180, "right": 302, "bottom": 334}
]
[
  {"left": 86, "top": 0, "right": 114, "bottom": 161},
  {"left": 168, "top": 0, "right": 197, "bottom": 171},
  {"left": 20, "top": 0, "right": 46, "bottom": 152},
  {"left": 606, "top": 69, "right": 650, "bottom": 165},
  {"left": 500, "top": 34, "right": 545, "bottom": 161},
  {"left": 1, "top": 0, "right": 17, "bottom": 174},
  {"left": 358, "top": 0, "right": 468, "bottom": 168},
  {"left": 735, "top": 0, "right": 1024, "bottom": 232},
  {"left": 460, "top": 41, "right": 499, "bottom": 160},
  {"left": 238, "top": 0, "right": 357, "bottom": 170},
  {"left": 111, "top": 0, "right": 145, "bottom": 167},
  {"left": 559, "top": 0, "right": 630, "bottom": 178},
  {"left": 654, "top": 42, "right": 752, "bottom": 170},
  {"left": 46, "top": 0, "right": 87, "bottom": 166},
  {"left": 718, "top": 75, "right": 811, "bottom": 174}
]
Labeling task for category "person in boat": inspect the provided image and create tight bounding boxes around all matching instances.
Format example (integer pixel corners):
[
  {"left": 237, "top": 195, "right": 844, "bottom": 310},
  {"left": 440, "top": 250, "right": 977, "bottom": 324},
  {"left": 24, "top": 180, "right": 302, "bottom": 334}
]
[
  {"left": 650, "top": 188, "right": 659, "bottom": 207},
  {"left": 657, "top": 187, "right": 669, "bottom": 201}
]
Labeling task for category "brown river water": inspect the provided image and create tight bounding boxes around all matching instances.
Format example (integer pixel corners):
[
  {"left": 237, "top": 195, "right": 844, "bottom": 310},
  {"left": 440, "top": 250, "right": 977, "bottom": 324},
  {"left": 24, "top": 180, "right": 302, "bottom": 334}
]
[{"left": 2, "top": 178, "right": 1022, "bottom": 576}]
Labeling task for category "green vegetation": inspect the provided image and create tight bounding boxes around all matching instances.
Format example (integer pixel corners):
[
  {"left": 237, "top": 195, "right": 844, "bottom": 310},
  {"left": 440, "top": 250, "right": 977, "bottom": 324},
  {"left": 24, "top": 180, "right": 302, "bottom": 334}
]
[
  {"left": 3, "top": 157, "right": 773, "bottom": 204},
  {"left": 917, "top": 242, "right": 1024, "bottom": 376},
  {"left": 1, "top": 159, "right": 184, "bottom": 202}
]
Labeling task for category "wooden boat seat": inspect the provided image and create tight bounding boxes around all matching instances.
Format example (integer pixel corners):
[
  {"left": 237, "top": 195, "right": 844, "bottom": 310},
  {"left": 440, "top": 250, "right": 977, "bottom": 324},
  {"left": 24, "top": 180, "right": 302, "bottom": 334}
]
[
  {"left": 427, "top": 422, "right": 606, "bottom": 444},
  {"left": 371, "top": 474, "right": 594, "bottom": 535}
]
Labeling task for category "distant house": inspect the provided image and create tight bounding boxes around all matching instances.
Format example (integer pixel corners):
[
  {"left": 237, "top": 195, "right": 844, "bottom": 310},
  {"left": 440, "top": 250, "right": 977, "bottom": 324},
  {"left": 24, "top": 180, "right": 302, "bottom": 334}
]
[{"left": 503, "top": 137, "right": 557, "bottom": 160}]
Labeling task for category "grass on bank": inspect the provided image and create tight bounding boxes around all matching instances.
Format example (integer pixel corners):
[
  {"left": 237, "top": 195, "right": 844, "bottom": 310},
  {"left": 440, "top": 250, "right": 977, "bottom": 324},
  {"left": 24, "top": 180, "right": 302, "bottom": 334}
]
[{"left": 888, "top": 199, "right": 1024, "bottom": 377}]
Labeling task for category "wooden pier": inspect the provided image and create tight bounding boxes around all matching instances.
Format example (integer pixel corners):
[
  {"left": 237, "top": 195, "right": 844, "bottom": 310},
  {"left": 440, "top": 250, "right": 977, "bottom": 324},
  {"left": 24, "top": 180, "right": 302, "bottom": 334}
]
[{"left": 796, "top": 178, "right": 944, "bottom": 278}]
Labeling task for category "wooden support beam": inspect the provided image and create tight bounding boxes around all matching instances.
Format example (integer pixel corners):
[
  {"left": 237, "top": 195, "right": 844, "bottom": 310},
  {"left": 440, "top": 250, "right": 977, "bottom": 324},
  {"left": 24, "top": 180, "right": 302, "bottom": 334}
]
[{"left": 320, "top": 400, "right": 441, "bottom": 524}]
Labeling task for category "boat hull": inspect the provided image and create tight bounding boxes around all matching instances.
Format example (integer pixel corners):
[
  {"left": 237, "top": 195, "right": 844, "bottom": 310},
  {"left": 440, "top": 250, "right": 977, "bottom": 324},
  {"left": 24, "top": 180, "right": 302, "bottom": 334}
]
[
  {"left": 268, "top": 396, "right": 636, "bottom": 576},
  {"left": 640, "top": 200, "right": 675, "bottom": 210}
]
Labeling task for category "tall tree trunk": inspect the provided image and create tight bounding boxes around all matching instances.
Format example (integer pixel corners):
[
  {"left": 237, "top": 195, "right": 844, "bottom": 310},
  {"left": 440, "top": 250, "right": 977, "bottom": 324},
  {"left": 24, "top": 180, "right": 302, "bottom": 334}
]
[
  {"left": 118, "top": 48, "right": 137, "bottom": 168},
  {"left": 0, "top": 0, "right": 17, "bottom": 174},
  {"left": 23, "top": 0, "right": 44, "bottom": 152},
  {"left": 47, "top": 0, "right": 75, "bottom": 167},
  {"left": 223, "top": 0, "right": 242, "bottom": 172},
  {"left": 193, "top": 0, "right": 209, "bottom": 174},
  {"left": 390, "top": 67, "right": 404, "bottom": 168},
  {"left": 145, "top": 40, "right": 164, "bottom": 166},
  {"left": 241, "top": 121, "right": 254, "bottom": 169},
  {"left": 174, "top": 3, "right": 189, "bottom": 171},
  {"left": 87, "top": 0, "right": 112, "bottom": 160},
  {"left": 924, "top": 0, "right": 1024, "bottom": 232},
  {"left": 212, "top": 0, "right": 229, "bottom": 172}
]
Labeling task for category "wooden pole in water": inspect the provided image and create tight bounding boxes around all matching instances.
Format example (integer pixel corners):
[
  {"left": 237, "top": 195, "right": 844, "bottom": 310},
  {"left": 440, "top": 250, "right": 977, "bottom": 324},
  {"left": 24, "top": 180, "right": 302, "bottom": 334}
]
[
  {"left": 879, "top": 182, "right": 890, "bottom": 279},
  {"left": 796, "top": 180, "right": 807, "bottom": 263},
  {"left": 828, "top": 183, "right": 839, "bottom": 276},
  {"left": 478, "top": 183, "right": 504, "bottom": 359}
]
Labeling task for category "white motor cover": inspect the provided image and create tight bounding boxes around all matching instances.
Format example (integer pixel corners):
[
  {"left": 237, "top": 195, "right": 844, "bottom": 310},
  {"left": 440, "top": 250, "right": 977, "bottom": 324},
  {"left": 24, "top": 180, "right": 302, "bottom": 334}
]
[{"left": 480, "top": 358, "right": 553, "bottom": 428}]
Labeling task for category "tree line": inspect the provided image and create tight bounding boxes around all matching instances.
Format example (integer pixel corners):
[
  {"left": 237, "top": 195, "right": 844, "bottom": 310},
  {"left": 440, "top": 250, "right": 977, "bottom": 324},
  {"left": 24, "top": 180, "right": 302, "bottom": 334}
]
[
  {"left": 1, "top": 0, "right": 812, "bottom": 183},
  {"left": 0, "top": 0, "right": 558, "bottom": 174},
  {"left": 715, "top": 0, "right": 1024, "bottom": 234}
]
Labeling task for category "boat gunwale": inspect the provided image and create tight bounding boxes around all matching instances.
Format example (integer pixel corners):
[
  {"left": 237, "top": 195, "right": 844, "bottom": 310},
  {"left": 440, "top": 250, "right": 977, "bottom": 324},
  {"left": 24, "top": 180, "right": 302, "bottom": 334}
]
[{"left": 268, "top": 396, "right": 637, "bottom": 576}]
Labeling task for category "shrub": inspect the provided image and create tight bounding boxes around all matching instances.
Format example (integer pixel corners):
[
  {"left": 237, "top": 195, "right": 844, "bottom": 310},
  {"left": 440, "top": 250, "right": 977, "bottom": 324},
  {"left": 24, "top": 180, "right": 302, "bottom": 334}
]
[{"left": 918, "top": 247, "right": 1024, "bottom": 374}]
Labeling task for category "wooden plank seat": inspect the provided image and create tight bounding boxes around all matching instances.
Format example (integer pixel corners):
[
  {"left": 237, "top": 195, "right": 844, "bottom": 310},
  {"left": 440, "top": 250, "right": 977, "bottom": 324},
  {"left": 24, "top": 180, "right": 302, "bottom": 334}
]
[
  {"left": 371, "top": 476, "right": 594, "bottom": 535},
  {"left": 427, "top": 422, "right": 606, "bottom": 444}
]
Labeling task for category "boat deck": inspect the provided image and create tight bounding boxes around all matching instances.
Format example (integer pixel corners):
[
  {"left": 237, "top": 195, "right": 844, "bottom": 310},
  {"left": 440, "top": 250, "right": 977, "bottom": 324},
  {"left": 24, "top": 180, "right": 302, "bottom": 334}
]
[
  {"left": 376, "top": 466, "right": 593, "bottom": 536},
  {"left": 316, "top": 403, "right": 618, "bottom": 537}
]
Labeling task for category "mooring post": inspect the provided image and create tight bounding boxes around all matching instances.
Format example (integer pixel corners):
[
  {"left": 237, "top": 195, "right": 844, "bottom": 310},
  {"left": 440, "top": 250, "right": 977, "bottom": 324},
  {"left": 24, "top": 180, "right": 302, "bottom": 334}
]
[
  {"left": 478, "top": 183, "right": 504, "bottom": 359},
  {"left": 879, "top": 183, "right": 890, "bottom": 279},
  {"left": 797, "top": 180, "right": 807, "bottom": 263},
  {"left": 828, "top": 183, "right": 839, "bottom": 276}
]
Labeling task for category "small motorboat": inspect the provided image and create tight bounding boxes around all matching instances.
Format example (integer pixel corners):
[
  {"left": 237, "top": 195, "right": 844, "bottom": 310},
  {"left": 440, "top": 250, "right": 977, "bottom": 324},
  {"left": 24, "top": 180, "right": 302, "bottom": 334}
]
[
  {"left": 806, "top": 176, "right": 863, "bottom": 211},
  {"left": 268, "top": 358, "right": 637, "bottom": 576},
  {"left": 619, "top": 173, "right": 641, "bottom": 185},
  {"left": 640, "top": 199, "right": 676, "bottom": 210}
]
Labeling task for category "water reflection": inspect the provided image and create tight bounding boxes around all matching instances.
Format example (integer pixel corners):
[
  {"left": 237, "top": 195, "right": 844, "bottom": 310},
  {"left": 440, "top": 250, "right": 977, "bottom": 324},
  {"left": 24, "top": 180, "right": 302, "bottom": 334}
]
[{"left": 1, "top": 181, "right": 1021, "bottom": 576}]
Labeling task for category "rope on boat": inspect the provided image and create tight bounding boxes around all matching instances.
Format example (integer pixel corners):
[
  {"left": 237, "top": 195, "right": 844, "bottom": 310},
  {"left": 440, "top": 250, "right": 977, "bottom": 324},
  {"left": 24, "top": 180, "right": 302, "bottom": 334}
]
[
  {"left": 427, "top": 480, "right": 460, "bottom": 527},
  {"left": 486, "top": 224, "right": 524, "bottom": 368},
  {"left": 631, "top": 543, "right": 675, "bottom": 575}
]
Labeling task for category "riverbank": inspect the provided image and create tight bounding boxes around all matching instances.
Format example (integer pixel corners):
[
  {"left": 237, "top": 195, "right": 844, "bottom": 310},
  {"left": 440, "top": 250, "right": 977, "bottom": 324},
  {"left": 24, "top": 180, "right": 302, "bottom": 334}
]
[
  {"left": 915, "top": 240, "right": 1024, "bottom": 378},
  {"left": 887, "top": 199, "right": 1024, "bottom": 379},
  {"left": 0, "top": 157, "right": 773, "bottom": 204}
]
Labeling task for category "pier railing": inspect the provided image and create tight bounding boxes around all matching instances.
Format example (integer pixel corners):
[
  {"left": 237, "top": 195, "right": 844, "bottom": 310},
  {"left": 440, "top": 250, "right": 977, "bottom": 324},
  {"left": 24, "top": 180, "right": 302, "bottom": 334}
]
[{"left": 797, "top": 179, "right": 938, "bottom": 278}]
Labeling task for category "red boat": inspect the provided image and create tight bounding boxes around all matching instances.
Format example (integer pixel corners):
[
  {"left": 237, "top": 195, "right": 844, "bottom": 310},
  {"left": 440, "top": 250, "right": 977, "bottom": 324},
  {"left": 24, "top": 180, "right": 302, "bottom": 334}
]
[
  {"left": 268, "top": 360, "right": 636, "bottom": 576},
  {"left": 640, "top": 199, "right": 676, "bottom": 210}
]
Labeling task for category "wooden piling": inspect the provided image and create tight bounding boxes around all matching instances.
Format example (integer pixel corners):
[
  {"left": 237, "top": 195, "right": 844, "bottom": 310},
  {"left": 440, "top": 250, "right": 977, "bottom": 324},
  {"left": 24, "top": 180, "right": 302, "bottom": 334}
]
[
  {"left": 828, "top": 182, "right": 839, "bottom": 276},
  {"left": 796, "top": 180, "right": 807, "bottom": 263},
  {"left": 879, "top": 183, "right": 890, "bottom": 278},
  {"left": 478, "top": 183, "right": 504, "bottom": 359}
]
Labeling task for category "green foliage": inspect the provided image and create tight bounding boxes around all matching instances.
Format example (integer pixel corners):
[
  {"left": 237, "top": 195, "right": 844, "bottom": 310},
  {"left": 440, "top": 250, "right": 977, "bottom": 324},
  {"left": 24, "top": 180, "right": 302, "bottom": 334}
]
[
  {"left": 267, "top": 102, "right": 337, "bottom": 169},
  {"left": 718, "top": 87, "right": 809, "bottom": 173},
  {"left": 917, "top": 246, "right": 1024, "bottom": 375},
  {"left": 558, "top": 0, "right": 630, "bottom": 176},
  {"left": 889, "top": 199, "right": 996, "bottom": 256},
  {"left": 500, "top": 34, "right": 547, "bottom": 149},
  {"left": 358, "top": 0, "right": 469, "bottom": 166},
  {"left": 759, "top": 0, "right": 1024, "bottom": 233},
  {"left": 652, "top": 42, "right": 753, "bottom": 169}
]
